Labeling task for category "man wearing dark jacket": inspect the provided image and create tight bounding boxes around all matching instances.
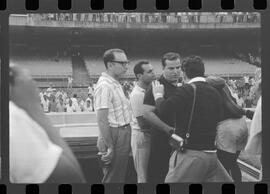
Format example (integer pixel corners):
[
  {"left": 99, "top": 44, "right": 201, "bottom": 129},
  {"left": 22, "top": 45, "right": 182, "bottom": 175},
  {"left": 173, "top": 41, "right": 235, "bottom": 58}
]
[
  {"left": 150, "top": 55, "right": 233, "bottom": 182},
  {"left": 143, "top": 52, "right": 181, "bottom": 182}
]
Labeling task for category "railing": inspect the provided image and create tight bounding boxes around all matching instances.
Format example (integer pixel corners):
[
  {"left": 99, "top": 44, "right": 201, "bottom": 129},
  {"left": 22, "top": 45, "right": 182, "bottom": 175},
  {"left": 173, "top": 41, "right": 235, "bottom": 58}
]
[{"left": 10, "top": 13, "right": 260, "bottom": 29}]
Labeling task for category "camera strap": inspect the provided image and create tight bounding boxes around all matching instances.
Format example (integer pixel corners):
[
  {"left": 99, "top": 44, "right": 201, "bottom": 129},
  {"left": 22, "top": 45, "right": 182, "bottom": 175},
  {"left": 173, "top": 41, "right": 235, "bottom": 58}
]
[{"left": 183, "top": 83, "right": 197, "bottom": 146}]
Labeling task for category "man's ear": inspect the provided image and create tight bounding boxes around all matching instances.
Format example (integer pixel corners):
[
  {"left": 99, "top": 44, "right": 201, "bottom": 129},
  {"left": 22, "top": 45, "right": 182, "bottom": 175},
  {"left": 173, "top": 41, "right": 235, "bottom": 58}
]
[
  {"left": 137, "top": 74, "right": 142, "bottom": 80},
  {"left": 107, "top": 62, "right": 113, "bottom": 69}
]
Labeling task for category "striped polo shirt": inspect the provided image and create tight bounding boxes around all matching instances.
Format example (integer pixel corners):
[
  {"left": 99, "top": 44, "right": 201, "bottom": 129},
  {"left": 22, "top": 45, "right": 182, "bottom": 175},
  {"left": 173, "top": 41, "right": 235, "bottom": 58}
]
[{"left": 94, "top": 72, "right": 132, "bottom": 128}]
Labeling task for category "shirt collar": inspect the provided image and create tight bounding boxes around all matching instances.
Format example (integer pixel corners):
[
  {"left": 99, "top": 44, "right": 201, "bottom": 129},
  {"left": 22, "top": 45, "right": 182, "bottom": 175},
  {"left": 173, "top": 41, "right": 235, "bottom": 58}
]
[
  {"left": 188, "top": 77, "right": 206, "bottom": 84},
  {"left": 135, "top": 83, "right": 146, "bottom": 93},
  {"left": 101, "top": 72, "right": 120, "bottom": 85},
  {"left": 159, "top": 75, "right": 178, "bottom": 88}
]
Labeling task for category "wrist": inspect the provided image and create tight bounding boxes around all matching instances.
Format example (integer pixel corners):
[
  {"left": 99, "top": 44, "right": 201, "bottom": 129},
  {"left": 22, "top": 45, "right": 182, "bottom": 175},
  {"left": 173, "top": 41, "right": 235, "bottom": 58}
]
[{"left": 154, "top": 93, "right": 164, "bottom": 101}]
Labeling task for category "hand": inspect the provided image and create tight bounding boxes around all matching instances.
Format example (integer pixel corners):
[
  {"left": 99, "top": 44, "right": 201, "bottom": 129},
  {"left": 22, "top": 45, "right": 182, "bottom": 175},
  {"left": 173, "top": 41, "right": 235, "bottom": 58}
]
[
  {"left": 169, "top": 134, "right": 184, "bottom": 150},
  {"left": 152, "top": 80, "right": 164, "bottom": 100},
  {"left": 101, "top": 147, "right": 114, "bottom": 165}
]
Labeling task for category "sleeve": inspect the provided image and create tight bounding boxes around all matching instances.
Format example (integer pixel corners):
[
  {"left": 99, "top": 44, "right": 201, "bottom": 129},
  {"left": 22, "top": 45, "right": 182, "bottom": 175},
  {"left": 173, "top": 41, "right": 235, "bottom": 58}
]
[
  {"left": 9, "top": 102, "right": 63, "bottom": 183},
  {"left": 94, "top": 84, "right": 112, "bottom": 110},
  {"left": 130, "top": 92, "right": 145, "bottom": 117},
  {"left": 156, "top": 91, "right": 185, "bottom": 119},
  {"left": 143, "top": 86, "right": 155, "bottom": 106}
]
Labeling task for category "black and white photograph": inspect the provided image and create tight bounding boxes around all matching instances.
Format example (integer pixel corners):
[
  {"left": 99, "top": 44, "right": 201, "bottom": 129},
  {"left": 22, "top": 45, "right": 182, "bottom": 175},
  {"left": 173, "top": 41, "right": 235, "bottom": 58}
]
[{"left": 9, "top": 12, "right": 262, "bottom": 183}]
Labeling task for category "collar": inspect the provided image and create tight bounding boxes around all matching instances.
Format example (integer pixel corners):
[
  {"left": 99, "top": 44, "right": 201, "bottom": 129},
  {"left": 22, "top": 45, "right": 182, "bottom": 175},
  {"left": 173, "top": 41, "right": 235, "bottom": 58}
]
[
  {"left": 101, "top": 72, "right": 120, "bottom": 85},
  {"left": 188, "top": 77, "right": 206, "bottom": 84},
  {"left": 159, "top": 75, "right": 178, "bottom": 87},
  {"left": 135, "top": 83, "right": 146, "bottom": 93}
]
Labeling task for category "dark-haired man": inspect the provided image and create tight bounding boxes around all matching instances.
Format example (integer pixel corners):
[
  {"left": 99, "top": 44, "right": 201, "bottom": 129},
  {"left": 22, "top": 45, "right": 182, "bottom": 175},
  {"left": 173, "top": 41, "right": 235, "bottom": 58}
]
[
  {"left": 151, "top": 55, "right": 232, "bottom": 182},
  {"left": 143, "top": 52, "right": 181, "bottom": 182},
  {"left": 94, "top": 48, "right": 132, "bottom": 183},
  {"left": 130, "top": 61, "right": 156, "bottom": 183}
]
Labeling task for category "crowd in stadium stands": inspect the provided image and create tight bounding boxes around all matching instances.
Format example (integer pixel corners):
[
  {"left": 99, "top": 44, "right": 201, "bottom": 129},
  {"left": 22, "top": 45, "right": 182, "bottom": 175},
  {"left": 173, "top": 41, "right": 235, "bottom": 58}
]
[
  {"left": 39, "top": 70, "right": 260, "bottom": 113},
  {"left": 36, "top": 12, "right": 260, "bottom": 24},
  {"left": 39, "top": 84, "right": 95, "bottom": 113},
  {"left": 234, "top": 51, "right": 261, "bottom": 67},
  {"left": 226, "top": 74, "right": 260, "bottom": 108}
]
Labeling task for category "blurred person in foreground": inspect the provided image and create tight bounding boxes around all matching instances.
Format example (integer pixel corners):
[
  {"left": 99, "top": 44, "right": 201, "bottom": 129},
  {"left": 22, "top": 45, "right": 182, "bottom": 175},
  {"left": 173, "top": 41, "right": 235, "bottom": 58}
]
[
  {"left": 143, "top": 52, "right": 182, "bottom": 182},
  {"left": 149, "top": 56, "right": 233, "bottom": 182},
  {"left": 130, "top": 61, "right": 156, "bottom": 183},
  {"left": 9, "top": 64, "right": 85, "bottom": 183},
  {"left": 94, "top": 49, "right": 132, "bottom": 183},
  {"left": 245, "top": 76, "right": 262, "bottom": 180}
]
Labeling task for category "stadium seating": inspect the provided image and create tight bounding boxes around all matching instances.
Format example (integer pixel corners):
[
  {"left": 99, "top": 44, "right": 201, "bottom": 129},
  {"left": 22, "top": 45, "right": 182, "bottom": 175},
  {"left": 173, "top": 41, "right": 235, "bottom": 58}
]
[
  {"left": 84, "top": 55, "right": 257, "bottom": 78},
  {"left": 10, "top": 48, "right": 72, "bottom": 78}
]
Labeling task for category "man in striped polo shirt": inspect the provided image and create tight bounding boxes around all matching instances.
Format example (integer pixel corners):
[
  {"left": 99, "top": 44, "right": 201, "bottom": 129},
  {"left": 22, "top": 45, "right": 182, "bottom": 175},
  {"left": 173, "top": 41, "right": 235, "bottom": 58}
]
[{"left": 94, "top": 48, "right": 132, "bottom": 183}]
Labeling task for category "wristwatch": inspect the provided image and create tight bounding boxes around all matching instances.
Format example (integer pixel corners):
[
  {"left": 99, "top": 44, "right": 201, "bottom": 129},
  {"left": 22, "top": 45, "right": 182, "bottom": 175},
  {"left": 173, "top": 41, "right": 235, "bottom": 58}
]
[{"left": 168, "top": 127, "right": 175, "bottom": 137}]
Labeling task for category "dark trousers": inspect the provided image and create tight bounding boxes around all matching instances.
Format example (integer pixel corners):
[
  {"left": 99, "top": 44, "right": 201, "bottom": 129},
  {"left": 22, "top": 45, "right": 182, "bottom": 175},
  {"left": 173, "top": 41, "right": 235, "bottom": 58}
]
[
  {"left": 147, "top": 130, "right": 171, "bottom": 183},
  {"left": 217, "top": 149, "right": 242, "bottom": 182}
]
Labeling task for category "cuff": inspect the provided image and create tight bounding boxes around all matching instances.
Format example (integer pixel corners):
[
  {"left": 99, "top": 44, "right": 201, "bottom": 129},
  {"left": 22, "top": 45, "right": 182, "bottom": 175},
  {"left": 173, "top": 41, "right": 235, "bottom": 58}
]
[{"left": 154, "top": 93, "right": 164, "bottom": 101}]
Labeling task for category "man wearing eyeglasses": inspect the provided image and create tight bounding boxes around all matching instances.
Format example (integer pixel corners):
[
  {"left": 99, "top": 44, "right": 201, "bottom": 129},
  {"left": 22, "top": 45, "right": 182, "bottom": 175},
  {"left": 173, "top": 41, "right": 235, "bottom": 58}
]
[{"left": 94, "top": 48, "right": 132, "bottom": 183}]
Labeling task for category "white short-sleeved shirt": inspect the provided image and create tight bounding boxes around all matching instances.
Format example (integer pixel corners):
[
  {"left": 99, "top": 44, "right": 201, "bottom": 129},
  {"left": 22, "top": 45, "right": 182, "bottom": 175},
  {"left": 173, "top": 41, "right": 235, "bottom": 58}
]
[
  {"left": 94, "top": 72, "right": 132, "bottom": 127},
  {"left": 10, "top": 101, "right": 62, "bottom": 183},
  {"left": 130, "top": 84, "right": 146, "bottom": 130}
]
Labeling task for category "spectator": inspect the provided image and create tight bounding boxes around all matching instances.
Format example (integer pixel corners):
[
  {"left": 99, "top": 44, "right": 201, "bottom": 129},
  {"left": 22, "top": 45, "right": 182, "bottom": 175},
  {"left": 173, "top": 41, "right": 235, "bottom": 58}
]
[
  {"left": 66, "top": 99, "right": 76, "bottom": 113},
  {"left": 84, "top": 99, "right": 93, "bottom": 112},
  {"left": 71, "top": 94, "right": 80, "bottom": 112},
  {"left": 41, "top": 95, "right": 50, "bottom": 113},
  {"left": 88, "top": 84, "right": 94, "bottom": 95},
  {"left": 49, "top": 95, "right": 57, "bottom": 112},
  {"left": 78, "top": 97, "right": 85, "bottom": 112},
  {"left": 56, "top": 98, "right": 66, "bottom": 112},
  {"left": 86, "top": 94, "right": 94, "bottom": 111},
  {"left": 67, "top": 75, "right": 73, "bottom": 89},
  {"left": 237, "top": 94, "right": 245, "bottom": 108}
]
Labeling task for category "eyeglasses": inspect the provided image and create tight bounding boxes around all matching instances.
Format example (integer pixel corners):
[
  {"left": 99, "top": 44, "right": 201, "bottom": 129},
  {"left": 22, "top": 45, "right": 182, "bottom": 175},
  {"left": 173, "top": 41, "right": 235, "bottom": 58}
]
[{"left": 110, "top": 60, "right": 130, "bottom": 66}]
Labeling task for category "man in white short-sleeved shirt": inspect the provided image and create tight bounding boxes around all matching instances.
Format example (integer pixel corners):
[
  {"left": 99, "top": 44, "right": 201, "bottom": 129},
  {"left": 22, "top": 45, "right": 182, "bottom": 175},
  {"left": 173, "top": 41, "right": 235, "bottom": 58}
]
[
  {"left": 94, "top": 48, "right": 132, "bottom": 183},
  {"left": 130, "top": 61, "right": 156, "bottom": 183}
]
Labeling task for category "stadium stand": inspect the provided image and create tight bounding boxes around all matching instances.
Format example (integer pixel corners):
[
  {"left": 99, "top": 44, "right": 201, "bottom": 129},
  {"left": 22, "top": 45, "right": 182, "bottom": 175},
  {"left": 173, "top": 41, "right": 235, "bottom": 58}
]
[
  {"left": 84, "top": 52, "right": 257, "bottom": 78},
  {"left": 10, "top": 51, "right": 72, "bottom": 78}
]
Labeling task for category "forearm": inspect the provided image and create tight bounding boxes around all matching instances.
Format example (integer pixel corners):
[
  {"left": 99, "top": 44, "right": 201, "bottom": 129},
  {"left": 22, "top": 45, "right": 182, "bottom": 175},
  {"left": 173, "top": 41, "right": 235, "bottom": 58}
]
[
  {"left": 154, "top": 97, "right": 165, "bottom": 115},
  {"left": 97, "top": 119, "right": 114, "bottom": 149},
  {"left": 143, "top": 111, "right": 172, "bottom": 135}
]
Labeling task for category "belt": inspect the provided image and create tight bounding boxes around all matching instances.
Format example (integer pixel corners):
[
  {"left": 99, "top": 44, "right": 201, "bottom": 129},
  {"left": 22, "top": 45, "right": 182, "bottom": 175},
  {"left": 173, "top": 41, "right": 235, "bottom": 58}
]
[
  {"left": 132, "top": 128, "right": 151, "bottom": 133},
  {"left": 118, "top": 124, "right": 130, "bottom": 128}
]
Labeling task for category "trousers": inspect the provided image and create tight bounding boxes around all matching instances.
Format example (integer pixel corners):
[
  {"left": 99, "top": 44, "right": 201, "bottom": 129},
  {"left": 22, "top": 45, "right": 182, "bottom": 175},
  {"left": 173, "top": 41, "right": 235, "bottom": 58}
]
[
  {"left": 131, "top": 129, "right": 151, "bottom": 183},
  {"left": 165, "top": 149, "right": 233, "bottom": 183},
  {"left": 97, "top": 125, "right": 131, "bottom": 183}
]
